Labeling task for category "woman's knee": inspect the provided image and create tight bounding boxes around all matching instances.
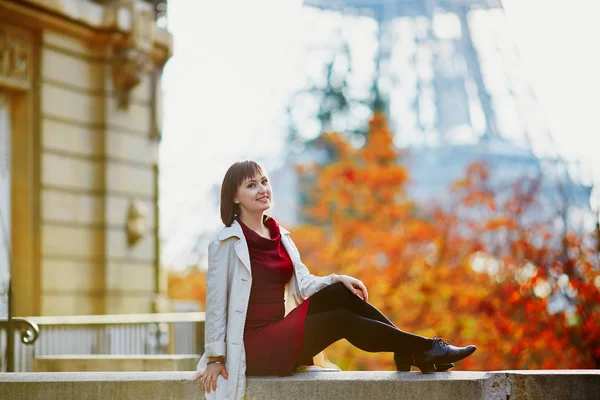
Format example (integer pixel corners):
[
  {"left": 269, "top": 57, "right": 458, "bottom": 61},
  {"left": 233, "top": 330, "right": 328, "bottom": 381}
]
[
  {"left": 331, "top": 281, "right": 362, "bottom": 303},
  {"left": 309, "top": 281, "right": 359, "bottom": 314},
  {"left": 313, "top": 281, "right": 347, "bottom": 300},
  {"left": 329, "top": 281, "right": 348, "bottom": 293}
]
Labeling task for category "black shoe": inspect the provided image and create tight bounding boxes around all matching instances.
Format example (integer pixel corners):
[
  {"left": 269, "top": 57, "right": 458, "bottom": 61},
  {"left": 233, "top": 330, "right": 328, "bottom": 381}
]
[
  {"left": 413, "top": 337, "right": 476, "bottom": 366},
  {"left": 393, "top": 353, "right": 454, "bottom": 372}
]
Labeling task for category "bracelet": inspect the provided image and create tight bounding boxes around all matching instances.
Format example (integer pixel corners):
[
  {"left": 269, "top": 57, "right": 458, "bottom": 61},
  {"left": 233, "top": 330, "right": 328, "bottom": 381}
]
[{"left": 207, "top": 359, "right": 224, "bottom": 365}]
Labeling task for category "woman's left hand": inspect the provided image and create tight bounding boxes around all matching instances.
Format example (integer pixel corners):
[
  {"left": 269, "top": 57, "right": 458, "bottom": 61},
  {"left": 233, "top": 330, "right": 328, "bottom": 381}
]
[{"left": 336, "top": 275, "right": 368, "bottom": 302}]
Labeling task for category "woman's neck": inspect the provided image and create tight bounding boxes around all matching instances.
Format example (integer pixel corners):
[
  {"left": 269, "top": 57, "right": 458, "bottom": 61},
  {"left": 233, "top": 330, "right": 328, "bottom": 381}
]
[{"left": 238, "top": 212, "right": 269, "bottom": 237}]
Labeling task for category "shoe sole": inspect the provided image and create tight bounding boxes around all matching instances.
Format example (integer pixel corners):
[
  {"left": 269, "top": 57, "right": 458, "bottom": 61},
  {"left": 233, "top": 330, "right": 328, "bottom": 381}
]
[
  {"left": 397, "top": 363, "right": 454, "bottom": 372},
  {"left": 416, "top": 362, "right": 455, "bottom": 373}
]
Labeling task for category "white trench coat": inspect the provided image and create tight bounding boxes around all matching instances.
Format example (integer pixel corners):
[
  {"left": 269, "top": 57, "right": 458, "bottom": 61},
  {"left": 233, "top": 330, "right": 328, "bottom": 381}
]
[{"left": 195, "top": 220, "right": 340, "bottom": 400}]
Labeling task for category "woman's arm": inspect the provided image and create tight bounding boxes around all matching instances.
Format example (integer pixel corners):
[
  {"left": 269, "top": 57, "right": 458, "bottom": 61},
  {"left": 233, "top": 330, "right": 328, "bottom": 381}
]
[
  {"left": 204, "top": 238, "right": 229, "bottom": 359},
  {"left": 284, "top": 234, "right": 339, "bottom": 299},
  {"left": 334, "top": 274, "right": 369, "bottom": 302},
  {"left": 297, "top": 259, "right": 338, "bottom": 299}
]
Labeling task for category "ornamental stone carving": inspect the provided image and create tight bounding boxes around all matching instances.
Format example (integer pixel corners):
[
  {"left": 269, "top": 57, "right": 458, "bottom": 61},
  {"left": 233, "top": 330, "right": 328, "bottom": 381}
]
[
  {"left": 108, "top": 0, "right": 155, "bottom": 109},
  {"left": 126, "top": 198, "right": 149, "bottom": 247},
  {"left": 0, "top": 25, "right": 31, "bottom": 90}
]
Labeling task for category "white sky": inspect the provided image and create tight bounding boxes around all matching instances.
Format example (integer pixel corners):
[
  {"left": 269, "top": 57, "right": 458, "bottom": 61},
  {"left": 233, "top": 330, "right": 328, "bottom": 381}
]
[{"left": 159, "top": 0, "right": 600, "bottom": 267}]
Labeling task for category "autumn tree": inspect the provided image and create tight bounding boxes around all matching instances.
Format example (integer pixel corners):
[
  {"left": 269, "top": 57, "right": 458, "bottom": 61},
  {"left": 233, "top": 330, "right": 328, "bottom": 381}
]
[
  {"left": 168, "top": 268, "right": 207, "bottom": 310},
  {"left": 293, "top": 112, "right": 600, "bottom": 370},
  {"left": 167, "top": 111, "right": 599, "bottom": 369}
]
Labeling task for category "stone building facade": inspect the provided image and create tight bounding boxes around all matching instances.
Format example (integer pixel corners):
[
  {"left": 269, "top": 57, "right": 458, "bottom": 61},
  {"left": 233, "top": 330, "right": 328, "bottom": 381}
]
[{"left": 0, "top": 0, "right": 171, "bottom": 316}]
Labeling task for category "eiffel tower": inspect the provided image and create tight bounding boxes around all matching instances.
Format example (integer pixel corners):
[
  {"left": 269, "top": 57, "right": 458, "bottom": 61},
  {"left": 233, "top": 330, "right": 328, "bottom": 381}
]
[{"left": 273, "top": 0, "right": 592, "bottom": 232}]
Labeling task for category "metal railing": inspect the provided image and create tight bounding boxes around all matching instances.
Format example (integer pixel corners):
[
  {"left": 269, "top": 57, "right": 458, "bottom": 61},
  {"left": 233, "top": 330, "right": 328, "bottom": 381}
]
[{"left": 0, "top": 312, "right": 205, "bottom": 372}]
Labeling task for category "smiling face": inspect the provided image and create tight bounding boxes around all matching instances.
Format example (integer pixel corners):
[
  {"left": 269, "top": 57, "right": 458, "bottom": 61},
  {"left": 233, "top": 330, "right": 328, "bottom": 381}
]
[{"left": 233, "top": 171, "right": 272, "bottom": 218}]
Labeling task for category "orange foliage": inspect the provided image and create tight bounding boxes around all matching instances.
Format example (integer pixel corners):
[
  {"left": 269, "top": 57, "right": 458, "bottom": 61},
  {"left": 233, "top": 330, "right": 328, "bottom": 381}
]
[
  {"left": 168, "top": 268, "right": 207, "bottom": 309},
  {"left": 293, "top": 112, "right": 600, "bottom": 371}
]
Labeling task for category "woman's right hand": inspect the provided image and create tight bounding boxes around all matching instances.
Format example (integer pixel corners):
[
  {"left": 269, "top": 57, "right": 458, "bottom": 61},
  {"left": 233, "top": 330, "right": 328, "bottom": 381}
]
[{"left": 194, "top": 362, "right": 228, "bottom": 393}]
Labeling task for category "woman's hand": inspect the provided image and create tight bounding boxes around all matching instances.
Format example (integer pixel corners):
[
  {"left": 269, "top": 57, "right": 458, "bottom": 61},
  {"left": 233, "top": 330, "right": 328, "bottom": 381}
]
[
  {"left": 336, "top": 275, "right": 368, "bottom": 302},
  {"left": 194, "top": 362, "right": 228, "bottom": 393}
]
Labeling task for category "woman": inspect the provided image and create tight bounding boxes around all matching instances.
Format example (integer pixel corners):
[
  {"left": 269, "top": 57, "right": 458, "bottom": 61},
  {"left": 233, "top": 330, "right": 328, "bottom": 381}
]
[{"left": 194, "top": 160, "right": 476, "bottom": 399}]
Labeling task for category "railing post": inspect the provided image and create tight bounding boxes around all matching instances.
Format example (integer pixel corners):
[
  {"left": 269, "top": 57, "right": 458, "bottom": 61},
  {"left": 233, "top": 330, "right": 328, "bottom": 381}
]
[
  {"left": 6, "top": 281, "right": 14, "bottom": 372},
  {"left": 196, "top": 320, "right": 205, "bottom": 354},
  {"left": 167, "top": 323, "right": 175, "bottom": 354},
  {"left": 1, "top": 310, "right": 39, "bottom": 372}
]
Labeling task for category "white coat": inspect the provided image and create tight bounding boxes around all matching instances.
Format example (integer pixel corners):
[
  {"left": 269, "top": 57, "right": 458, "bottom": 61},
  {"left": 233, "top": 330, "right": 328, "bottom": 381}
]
[{"left": 195, "top": 219, "right": 340, "bottom": 400}]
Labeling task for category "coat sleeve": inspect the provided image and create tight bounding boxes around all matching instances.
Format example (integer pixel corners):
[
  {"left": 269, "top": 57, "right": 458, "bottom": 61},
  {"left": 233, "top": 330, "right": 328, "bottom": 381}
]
[
  {"left": 204, "top": 237, "right": 229, "bottom": 358},
  {"left": 286, "top": 234, "right": 338, "bottom": 299}
]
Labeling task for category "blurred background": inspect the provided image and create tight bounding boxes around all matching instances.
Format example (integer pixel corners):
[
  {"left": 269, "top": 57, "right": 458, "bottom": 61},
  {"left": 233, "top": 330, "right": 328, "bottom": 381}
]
[
  {"left": 160, "top": 0, "right": 600, "bottom": 262},
  {"left": 1, "top": 0, "right": 599, "bottom": 373},
  {"left": 162, "top": 0, "right": 600, "bottom": 370}
]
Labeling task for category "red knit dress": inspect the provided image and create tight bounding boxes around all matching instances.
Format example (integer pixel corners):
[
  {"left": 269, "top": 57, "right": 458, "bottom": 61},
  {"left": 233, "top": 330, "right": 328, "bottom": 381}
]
[{"left": 239, "top": 217, "right": 311, "bottom": 376}]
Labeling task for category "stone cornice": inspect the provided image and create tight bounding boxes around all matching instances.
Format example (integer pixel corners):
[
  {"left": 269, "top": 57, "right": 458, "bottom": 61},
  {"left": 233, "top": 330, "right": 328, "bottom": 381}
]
[
  {"left": 0, "top": 0, "right": 172, "bottom": 52},
  {"left": 0, "top": 0, "right": 172, "bottom": 109}
]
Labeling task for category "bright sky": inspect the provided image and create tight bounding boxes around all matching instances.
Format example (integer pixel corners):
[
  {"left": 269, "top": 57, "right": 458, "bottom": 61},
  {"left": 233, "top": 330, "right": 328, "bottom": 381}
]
[
  {"left": 159, "top": 0, "right": 600, "bottom": 268},
  {"left": 502, "top": 0, "right": 600, "bottom": 180}
]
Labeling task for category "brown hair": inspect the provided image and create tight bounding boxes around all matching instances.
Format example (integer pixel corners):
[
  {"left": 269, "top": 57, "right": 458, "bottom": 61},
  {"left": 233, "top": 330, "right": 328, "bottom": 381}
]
[{"left": 220, "top": 160, "right": 265, "bottom": 226}]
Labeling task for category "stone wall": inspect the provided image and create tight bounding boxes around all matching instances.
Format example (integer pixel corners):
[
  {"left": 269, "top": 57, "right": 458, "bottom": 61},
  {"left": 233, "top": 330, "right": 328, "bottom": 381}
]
[
  {"left": 39, "top": 29, "right": 159, "bottom": 315},
  {"left": 0, "top": 0, "right": 171, "bottom": 316}
]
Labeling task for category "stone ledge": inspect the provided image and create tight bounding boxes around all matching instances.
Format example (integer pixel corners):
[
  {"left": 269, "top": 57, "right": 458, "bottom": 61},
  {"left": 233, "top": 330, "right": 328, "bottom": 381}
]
[
  {"left": 0, "top": 370, "right": 598, "bottom": 400},
  {"left": 34, "top": 354, "right": 201, "bottom": 372}
]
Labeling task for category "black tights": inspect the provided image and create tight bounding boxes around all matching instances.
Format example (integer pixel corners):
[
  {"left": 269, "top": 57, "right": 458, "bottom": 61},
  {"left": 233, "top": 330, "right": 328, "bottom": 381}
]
[{"left": 296, "top": 282, "right": 432, "bottom": 365}]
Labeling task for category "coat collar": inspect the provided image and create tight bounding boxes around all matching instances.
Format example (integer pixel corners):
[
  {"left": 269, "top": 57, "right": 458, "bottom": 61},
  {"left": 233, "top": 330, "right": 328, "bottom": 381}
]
[
  {"left": 217, "top": 218, "right": 290, "bottom": 241},
  {"left": 217, "top": 219, "right": 244, "bottom": 241}
]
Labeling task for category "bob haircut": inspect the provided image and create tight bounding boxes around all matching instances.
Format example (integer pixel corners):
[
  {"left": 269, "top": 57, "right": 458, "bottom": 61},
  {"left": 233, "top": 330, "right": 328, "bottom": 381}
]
[{"left": 220, "top": 160, "right": 269, "bottom": 227}]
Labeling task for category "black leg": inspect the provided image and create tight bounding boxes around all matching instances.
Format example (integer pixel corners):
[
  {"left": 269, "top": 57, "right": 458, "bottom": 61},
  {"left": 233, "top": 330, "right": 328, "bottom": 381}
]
[{"left": 298, "top": 307, "right": 432, "bottom": 363}]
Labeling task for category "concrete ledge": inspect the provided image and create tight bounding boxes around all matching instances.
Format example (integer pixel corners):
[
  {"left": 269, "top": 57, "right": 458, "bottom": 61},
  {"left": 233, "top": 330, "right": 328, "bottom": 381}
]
[
  {"left": 34, "top": 355, "right": 201, "bottom": 372},
  {"left": 0, "top": 370, "right": 598, "bottom": 399},
  {"left": 505, "top": 370, "right": 600, "bottom": 400}
]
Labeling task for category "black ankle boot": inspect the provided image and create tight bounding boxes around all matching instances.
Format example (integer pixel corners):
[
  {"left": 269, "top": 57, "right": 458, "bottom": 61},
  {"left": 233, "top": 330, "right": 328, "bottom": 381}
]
[
  {"left": 393, "top": 353, "right": 454, "bottom": 372},
  {"left": 413, "top": 337, "right": 476, "bottom": 366}
]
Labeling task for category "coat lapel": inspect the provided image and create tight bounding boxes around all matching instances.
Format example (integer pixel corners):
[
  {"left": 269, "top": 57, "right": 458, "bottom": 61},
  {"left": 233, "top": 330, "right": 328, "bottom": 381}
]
[
  {"left": 218, "top": 220, "right": 252, "bottom": 274},
  {"left": 280, "top": 232, "right": 300, "bottom": 263},
  {"left": 234, "top": 238, "right": 251, "bottom": 274}
]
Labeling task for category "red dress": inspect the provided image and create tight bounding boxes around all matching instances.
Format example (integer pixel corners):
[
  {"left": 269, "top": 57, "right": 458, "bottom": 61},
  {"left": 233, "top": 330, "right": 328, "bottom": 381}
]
[{"left": 239, "top": 217, "right": 311, "bottom": 376}]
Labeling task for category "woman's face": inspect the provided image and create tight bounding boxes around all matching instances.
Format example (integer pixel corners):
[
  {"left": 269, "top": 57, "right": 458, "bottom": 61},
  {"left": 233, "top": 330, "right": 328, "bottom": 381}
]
[{"left": 234, "top": 171, "right": 272, "bottom": 216}]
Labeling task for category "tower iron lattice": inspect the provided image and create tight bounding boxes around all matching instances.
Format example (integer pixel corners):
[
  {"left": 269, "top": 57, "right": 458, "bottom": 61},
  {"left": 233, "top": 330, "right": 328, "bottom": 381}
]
[{"left": 276, "top": 0, "right": 592, "bottom": 232}]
